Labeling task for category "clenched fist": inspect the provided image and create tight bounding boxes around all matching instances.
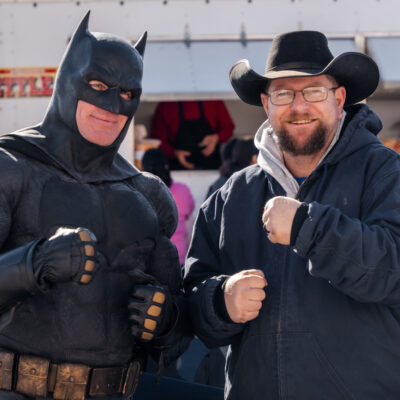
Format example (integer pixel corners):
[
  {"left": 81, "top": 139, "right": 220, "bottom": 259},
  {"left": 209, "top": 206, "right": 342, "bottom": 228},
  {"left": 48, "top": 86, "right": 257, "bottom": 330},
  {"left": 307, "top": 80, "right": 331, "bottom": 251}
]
[
  {"left": 128, "top": 269, "right": 174, "bottom": 342},
  {"left": 224, "top": 269, "right": 267, "bottom": 323},
  {"left": 33, "top": 227, "right": 98, "bottom": 286},
  {"left": 262, "top": 196, "right": 301, "bottom": 245}
]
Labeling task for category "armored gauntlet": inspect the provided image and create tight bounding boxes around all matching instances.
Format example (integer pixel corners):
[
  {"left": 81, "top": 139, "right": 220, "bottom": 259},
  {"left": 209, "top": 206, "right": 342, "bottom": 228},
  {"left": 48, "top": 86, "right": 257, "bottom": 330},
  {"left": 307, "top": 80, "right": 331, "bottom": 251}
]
[
  {"left": 33, "top": 227, "right": 98, "bottom": 287},
  {"left": 128, "top": 269, "right": 175, "bottom": 342}
]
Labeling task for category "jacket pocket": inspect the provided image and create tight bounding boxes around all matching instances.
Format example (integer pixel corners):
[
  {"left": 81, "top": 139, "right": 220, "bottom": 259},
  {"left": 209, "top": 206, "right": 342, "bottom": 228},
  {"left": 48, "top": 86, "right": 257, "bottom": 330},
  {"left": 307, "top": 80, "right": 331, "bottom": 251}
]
[
  {"left": 278, "top": 332, "right": 355, "bottom": 400},
  {"left": 227, "top": 333, "right": 280, "bottom": 400}
]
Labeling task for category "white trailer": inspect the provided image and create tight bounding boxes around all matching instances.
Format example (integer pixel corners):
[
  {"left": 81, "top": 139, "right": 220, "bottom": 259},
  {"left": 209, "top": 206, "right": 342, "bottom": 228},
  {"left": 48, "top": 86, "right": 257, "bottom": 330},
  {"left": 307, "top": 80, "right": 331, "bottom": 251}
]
[
  {"left": 1, "top": 0, "right": 400, "bottom": 135},
  {"left": 2, "top": 0, "right": 400, "bottom": 225}
]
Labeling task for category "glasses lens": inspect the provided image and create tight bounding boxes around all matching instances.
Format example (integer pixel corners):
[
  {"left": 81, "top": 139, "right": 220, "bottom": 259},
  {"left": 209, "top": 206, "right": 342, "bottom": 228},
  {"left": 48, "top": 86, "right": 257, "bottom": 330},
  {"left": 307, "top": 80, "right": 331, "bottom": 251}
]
[
  {"left": 270, "top": 89, "right": 294, "bottom": 105},
  {"left": 303, "top": 87, "right": 328, "bottom": 102}
]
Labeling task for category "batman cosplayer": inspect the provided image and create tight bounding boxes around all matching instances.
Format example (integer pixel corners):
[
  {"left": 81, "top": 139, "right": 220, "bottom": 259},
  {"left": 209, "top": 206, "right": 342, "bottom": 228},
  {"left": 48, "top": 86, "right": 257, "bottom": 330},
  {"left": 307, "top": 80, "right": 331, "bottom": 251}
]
[{"left": 0, "top": 12, "right": 192, "bottom": 400}]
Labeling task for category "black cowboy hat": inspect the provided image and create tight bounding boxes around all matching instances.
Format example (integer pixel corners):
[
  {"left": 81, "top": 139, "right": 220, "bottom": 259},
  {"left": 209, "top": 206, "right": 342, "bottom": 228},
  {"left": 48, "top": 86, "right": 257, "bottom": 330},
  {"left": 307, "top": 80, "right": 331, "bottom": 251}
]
[{"left": 229, "top": 30, "right": 380, "bottom": 106}]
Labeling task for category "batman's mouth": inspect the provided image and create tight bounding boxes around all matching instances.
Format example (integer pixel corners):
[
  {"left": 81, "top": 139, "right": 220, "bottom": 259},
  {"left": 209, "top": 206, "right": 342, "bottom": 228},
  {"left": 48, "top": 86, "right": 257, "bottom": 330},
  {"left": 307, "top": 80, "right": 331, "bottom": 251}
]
[{"left": 90, "top": 114, "right": 119, "bottom": 124}]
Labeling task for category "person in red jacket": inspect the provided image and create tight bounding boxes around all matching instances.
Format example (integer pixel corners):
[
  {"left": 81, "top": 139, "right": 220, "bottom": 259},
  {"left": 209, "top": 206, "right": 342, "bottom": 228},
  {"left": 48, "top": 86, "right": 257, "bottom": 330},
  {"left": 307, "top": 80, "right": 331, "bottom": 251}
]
[{"left": 151, "top": 100, "right": 234, "bottom": 169}]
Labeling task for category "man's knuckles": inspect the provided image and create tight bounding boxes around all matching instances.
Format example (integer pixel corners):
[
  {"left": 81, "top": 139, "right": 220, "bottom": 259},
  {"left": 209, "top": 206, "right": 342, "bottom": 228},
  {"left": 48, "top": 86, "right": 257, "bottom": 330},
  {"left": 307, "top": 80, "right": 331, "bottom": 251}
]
[
  {"left": 141, "top": 332, "right": 154, "bottom": 341},
  {"left": 147, "top": 290, "right": 166, "bottom": 317},
  {"left": 84, "top": 244, "right": 95, "bottom": 257},
  {"left": 144, "top": 318, "right": 157, "bottom": 331},
  {"left": 79, "top": 274, "right": 92, "bottom": 284},
  {"left": 147, "top": 305, "right": 162, "bottom": 317},
  {"left": 247, "top": 300, "right": 263, "bottom": 311},
  {"left": 77, "top": 230, "right": 97, "bottom": 284},
  {"left": 241, "top": 269, "right": 265, "bottom": 277},
  {"left": 78, "top": 230, "right": 92, "bottom": 242},
  {"left": 246, "top": 310, "right": 260, "bottom": 321},
  {"left": 84, "top": 260, "right": 96, "bottom": 272},
  {"left": 249, "top": 288, "right": 266, "bottom": 301},
  {"left": 152, "top": 291, "right": 165, "bottom": 304},
  {"left": 78, "top": 260, "right": 96, "bottom": 284},
  {"left": 129, "top": 288, "right": 167, "bottom": 341},
  {"left": 140, "top": 318, "right": 157, "bottom": 341},
  {"left": 241, "top": 275, "right": 267, "bottom": 289}
]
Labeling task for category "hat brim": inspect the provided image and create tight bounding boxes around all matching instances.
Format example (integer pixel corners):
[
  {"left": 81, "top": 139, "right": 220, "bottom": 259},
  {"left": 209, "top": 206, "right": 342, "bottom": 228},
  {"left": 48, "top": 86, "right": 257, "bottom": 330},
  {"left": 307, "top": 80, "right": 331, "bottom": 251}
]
[{"left": 229, "top": 52, "right": 380, "bottom": 106}]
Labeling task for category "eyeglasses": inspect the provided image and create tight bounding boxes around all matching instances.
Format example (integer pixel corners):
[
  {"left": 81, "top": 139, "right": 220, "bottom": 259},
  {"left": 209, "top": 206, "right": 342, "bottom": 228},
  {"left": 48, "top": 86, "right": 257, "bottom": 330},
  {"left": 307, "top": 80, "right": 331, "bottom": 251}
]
[{"left": 267, "top": 86, "right": 338, "bottom": 106}]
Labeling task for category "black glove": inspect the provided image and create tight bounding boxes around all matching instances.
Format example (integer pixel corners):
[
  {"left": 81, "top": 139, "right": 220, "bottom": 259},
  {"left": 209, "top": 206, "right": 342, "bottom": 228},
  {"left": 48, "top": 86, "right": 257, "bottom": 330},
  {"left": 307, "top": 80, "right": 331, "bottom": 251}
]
[
  {"left": 33, "top": 227, "right": 98, "bottom": 287},
  {"left": 128, "top": 269, "right": 175, "bottom": 342}
]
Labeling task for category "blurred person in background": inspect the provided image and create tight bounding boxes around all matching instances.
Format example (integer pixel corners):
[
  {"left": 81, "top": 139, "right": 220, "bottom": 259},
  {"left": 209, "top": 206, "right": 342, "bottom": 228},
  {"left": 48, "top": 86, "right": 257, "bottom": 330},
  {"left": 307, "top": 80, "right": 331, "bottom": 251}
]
[
  {"left": 142, "top": 148, "right": 195, "bottom": 268},
  {"left": 151, "top": 100, "right": 234, "bottom": 170}
]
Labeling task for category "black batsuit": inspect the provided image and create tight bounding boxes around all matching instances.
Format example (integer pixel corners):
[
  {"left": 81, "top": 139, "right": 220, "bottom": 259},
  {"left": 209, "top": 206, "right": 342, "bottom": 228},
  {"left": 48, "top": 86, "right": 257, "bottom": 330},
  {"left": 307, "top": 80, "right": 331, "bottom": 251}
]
[{"left": 0, "top": 12, "right": 191, "bottom": 400}]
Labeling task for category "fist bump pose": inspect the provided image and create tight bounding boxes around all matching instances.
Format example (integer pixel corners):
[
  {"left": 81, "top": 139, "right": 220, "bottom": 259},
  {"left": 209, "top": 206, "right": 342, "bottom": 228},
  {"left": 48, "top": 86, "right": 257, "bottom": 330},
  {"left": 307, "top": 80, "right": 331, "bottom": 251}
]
[
  {"left": 0, "top": 13, "right": 191, "bottom": 400},
  {"left": 184, "top": 31, "right": 400, "bottom": 400}
]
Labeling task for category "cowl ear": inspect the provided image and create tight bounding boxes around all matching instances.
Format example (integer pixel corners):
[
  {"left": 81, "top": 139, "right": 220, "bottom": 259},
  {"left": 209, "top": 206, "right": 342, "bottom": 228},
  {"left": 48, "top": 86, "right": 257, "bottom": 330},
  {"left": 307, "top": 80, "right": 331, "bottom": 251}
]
[
  {"left": 134, "top": 31, "right": 147, "bottom": 57},
  {"left": 70, "top": 10, "right": 90, "bottom": 45}
]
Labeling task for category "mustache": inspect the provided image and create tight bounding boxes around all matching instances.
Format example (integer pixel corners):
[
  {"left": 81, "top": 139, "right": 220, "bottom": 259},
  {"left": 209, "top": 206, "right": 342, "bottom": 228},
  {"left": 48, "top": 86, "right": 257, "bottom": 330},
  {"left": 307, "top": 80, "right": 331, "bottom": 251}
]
[{"left": 283, "top": 113, "right": 318, "bottom": 122}]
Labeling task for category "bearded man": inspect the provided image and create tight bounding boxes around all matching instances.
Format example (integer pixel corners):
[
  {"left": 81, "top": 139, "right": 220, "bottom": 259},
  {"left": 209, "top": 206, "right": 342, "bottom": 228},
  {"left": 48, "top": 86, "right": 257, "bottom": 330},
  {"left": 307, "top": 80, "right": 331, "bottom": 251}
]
[
  {"left": 0, "top": 12, "right": 191, "bottom": 400},
  {"left": 184, "top": 31, "right": 400, "bottom": 399}
]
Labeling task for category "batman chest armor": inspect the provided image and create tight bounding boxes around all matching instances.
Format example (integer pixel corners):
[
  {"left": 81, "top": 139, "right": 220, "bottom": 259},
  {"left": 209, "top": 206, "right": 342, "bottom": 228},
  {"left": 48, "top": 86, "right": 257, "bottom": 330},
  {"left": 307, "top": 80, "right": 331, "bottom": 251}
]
[
  {"left": 38, "top": 176, "right": 159, "bottom": 269},
  {"left": 0, "top": 174, "right": 158, "bottom": 363}
]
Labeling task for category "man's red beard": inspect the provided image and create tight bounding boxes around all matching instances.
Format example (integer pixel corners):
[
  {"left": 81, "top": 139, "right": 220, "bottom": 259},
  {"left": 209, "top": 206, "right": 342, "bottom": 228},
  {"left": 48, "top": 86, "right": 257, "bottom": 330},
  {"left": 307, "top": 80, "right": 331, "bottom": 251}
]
[{"left": 274, "top": 115, "right": 329, "bottom": 156}]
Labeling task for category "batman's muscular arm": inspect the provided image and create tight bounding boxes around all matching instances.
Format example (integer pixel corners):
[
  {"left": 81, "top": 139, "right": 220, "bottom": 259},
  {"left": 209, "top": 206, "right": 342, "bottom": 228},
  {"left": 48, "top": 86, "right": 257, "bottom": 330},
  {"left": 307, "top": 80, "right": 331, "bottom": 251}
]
[
  {"left": 0, "top": 150, "right": 43, "bottom": 317},
  {"left": 0, "top": 148, "right": 98, "bottom": 322},
  {"left": 131, "top": 172, "right": 192, "bottom": 365}
]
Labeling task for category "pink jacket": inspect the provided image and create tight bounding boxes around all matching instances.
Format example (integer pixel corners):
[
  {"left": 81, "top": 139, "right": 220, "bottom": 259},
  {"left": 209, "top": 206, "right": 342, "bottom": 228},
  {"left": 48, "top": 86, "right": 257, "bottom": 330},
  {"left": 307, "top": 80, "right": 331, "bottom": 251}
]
[{"left": 169, "top": 181, "right": 195, "bottom": 265}]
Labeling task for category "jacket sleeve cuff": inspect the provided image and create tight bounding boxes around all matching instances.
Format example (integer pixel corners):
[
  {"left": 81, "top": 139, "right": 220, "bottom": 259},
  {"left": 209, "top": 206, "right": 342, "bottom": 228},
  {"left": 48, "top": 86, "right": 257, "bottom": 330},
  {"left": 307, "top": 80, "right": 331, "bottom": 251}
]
[
  {"left": 213, "top": 278, "right": 234, "bottom": 323},
  {"left": 290, "top": 202, "right": 309, "bottom": 246}
]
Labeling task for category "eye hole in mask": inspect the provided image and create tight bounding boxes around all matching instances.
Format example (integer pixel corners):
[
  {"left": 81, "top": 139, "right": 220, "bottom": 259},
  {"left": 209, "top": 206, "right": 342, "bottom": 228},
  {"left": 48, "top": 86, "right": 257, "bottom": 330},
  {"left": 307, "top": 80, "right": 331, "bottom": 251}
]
[
  {"left": 88, "top": 80, "right": 140, "bottom": 102},
  {"left": 119, "top": 87, "right": 142, "bottom": 102}
]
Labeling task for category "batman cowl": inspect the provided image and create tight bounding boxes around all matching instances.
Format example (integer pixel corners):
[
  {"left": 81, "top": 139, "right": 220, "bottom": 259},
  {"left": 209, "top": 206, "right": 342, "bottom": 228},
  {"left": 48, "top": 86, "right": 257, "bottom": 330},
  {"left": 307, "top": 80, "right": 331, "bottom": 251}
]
[{"left": 0, "top": 11, "right": 147, "bottom": 183}]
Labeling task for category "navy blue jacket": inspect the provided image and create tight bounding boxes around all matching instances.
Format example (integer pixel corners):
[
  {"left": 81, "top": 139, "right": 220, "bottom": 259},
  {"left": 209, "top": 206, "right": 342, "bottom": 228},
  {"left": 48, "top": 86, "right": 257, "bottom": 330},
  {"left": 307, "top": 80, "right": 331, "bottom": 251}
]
[{"left": 184, "top": 104, "right": 400, "bottom": 400}]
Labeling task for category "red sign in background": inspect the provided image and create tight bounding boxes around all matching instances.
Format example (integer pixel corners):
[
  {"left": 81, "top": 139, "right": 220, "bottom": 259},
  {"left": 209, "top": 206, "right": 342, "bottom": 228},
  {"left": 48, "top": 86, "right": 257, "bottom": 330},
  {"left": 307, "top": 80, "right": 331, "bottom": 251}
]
[{"left": 0, "top": 67, "right": 57, "bottom": 98}]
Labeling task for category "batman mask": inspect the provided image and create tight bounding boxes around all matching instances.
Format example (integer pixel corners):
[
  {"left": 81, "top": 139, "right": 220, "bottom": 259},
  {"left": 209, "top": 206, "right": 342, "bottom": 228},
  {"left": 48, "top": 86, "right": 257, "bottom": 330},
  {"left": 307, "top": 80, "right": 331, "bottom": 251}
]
[
  {"left": 55, "top": 11, "right": 146, "bottom": 125},
  {"left": 1, "top": 11, "right": 147, "bottom": 183}
]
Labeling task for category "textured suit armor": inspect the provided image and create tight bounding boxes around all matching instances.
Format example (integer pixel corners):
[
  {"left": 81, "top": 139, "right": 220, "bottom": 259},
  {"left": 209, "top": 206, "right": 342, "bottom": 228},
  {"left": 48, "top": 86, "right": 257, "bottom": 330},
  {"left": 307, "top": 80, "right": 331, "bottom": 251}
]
[{"left": 0, "top": 12, "right": 191, "bottom": 399}]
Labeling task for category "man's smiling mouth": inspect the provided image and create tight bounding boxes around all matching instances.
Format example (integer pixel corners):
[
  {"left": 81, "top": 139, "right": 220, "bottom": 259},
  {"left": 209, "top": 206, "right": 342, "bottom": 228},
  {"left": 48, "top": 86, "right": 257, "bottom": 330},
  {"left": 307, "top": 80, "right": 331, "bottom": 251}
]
[
  {"left": 287, "top": 118, "right": 318, "bottom": 125},
  {"left": 91, "top": 114, "right": 117, "bottom": 124}
]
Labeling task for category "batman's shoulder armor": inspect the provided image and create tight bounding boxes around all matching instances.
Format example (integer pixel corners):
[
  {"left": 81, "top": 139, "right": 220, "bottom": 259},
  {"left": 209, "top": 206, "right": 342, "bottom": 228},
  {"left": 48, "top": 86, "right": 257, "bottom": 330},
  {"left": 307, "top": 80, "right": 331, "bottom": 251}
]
[
  {"left": 130, "top": 172, "right": 178, "bottom": 238},
  {"left": 0, "top": 141, "right": 34, "bottom": 197}
]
